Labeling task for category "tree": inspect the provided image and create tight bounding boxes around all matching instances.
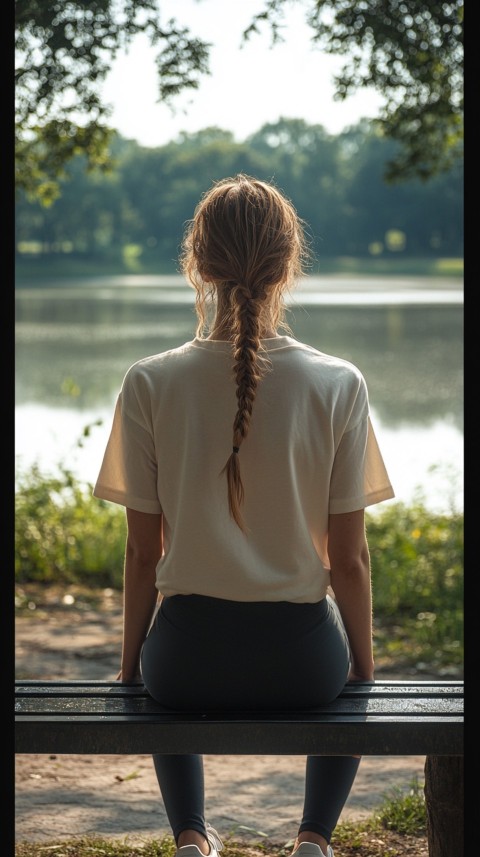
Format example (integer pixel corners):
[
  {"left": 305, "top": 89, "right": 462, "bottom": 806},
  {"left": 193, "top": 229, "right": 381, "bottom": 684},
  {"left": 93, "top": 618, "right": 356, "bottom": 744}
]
[
  {"left": 247, "top": 119, "right": 345, "bottom": 256},
  {"left": 15, "top": 0, "right": 463, "bottom": 202},
  {"left": 15, "top": 0, "right": 210, "bottom": 203},
  {"left": 425, "top": 756, "right": 464, "bottom": 857},
  {"left": 245, "top": 0, "right": 464, "bottom": 182}
]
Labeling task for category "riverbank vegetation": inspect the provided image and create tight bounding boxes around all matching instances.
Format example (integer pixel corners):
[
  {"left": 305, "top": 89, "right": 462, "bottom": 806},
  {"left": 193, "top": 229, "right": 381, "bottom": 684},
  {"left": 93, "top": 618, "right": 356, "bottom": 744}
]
[
  {"left": 15, "top": 253, "right": 464, "bottom": 281},
  {"left": 15, "top": 120, "right": 463, "bottom": 280}
]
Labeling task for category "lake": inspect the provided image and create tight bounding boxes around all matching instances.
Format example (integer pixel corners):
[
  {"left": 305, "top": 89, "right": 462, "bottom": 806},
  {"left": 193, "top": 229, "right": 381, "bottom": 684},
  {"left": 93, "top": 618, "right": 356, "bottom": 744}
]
[{"left": 15, "top": 274, "right": 464, "bottom": 514}]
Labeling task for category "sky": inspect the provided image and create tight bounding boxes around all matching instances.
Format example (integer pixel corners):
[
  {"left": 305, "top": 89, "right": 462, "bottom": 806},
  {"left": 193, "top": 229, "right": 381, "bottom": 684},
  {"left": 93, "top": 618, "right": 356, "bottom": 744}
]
[{"left": 101, "top": 0, "right": 384, "bottom": 148}]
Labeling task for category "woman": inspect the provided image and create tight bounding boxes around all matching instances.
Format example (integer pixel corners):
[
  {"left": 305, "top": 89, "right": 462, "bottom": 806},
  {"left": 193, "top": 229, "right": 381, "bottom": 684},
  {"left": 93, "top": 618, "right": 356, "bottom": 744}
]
[{"left": 93, "top": 174, "right": 395, "bottom": 857}]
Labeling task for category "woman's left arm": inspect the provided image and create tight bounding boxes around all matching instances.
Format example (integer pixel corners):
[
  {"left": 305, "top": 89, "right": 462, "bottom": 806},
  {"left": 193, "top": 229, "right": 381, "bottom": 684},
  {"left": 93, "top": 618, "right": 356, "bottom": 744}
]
[{"left": 116, "top": 507, "right": 163, "bottom": 682}]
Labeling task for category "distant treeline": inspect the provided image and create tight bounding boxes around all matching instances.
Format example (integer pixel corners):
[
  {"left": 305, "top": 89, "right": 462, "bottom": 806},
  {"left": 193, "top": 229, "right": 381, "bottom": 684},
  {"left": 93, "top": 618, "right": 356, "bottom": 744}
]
[{"left": 15, "top": 118, "right": 463, "bottom": 271}]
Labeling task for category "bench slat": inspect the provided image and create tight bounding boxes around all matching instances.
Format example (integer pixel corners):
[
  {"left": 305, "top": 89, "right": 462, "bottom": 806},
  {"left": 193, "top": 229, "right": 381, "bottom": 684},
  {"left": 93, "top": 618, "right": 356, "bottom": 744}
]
[
  {"left": 14, "top": 680, "right": 464, "bottom": 700},
  {"left": 15, "top": 695, "right": 463, "bottom": 716},
  {"left": 15, "top": 679, "right": 464, "bottom": 690},
  {"left": 15, "top": 717, "right": 462, "bottom": 756},
  {"left": 15, "top": 679, "right": 463, "bottom": 757}
]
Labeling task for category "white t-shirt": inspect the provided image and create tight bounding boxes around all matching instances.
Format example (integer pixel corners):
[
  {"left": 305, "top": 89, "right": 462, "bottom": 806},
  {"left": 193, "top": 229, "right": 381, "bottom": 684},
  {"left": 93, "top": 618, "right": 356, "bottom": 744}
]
[{"left": 93, "top": 335, "right": 394, "bottom": 602}]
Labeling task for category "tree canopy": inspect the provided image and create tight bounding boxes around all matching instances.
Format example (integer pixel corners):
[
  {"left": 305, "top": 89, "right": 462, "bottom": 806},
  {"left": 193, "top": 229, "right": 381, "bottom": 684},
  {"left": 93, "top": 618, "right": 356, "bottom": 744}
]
[
  {"left": 246, "top": 0, "right": 464, "bottom": 182},
  {"left": 15, "top": 0, "right": 210, "bottom": 202},
  {"left": 15, "top": 0, "right": 463, "bottom": 202}
]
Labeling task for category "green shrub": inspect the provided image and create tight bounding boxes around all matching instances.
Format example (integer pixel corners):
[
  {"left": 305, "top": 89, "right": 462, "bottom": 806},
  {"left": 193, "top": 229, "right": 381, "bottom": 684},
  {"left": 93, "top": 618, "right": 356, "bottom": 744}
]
[
  {"left": 367, "top": 502, "right": 463, "bottom": 668},
  {"left": 374, "top": 778, "right": 426, "bottom": 835},
  {"left": 15, "top": 463, "right": 126, "bottom": 589}
]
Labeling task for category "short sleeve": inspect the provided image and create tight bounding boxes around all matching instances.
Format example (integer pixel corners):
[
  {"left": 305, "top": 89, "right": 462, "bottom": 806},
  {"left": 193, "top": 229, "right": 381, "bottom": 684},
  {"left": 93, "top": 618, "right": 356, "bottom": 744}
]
[
  {"left": 93, "top": 389, "right": 162, "bottom": 514},
  {"left": 329, "top": 415, "right": 395, "bottom": 514}
]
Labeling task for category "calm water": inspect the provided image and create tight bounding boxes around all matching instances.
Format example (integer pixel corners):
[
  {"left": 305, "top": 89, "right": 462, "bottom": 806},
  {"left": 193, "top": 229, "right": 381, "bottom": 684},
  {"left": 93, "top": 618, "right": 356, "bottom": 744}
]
[{"left": 15, "top": 275, "right": 464, "bottom": 513}]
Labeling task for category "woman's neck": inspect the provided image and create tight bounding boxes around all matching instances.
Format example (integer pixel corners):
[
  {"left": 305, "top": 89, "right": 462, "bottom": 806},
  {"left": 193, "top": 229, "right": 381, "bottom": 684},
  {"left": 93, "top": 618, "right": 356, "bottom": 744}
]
[
  {"left": 207, "top": 325, "right": 278, "bottom": 341},
  {"left": 207, "top": 304, "right": 277, "bottom": 341}
]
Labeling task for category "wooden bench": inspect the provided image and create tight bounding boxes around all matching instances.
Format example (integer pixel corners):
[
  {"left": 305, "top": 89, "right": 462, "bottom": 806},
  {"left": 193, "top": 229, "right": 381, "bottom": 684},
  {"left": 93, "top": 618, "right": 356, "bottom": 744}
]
[{"left": 15, "top": 678, "right": 464, "bottom": 855}]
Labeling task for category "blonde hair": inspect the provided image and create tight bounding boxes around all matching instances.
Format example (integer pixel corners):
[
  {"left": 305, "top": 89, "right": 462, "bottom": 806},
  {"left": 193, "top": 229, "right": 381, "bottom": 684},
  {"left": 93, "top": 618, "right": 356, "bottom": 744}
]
[{"left": 180, "top": 174, "right": 309, "bottom": 531}]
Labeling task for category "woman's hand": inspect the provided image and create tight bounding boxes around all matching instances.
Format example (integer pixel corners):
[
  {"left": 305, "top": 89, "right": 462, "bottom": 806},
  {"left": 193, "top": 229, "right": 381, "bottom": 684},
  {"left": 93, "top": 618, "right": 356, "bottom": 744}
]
[
  {"left": 115, "top": 669, "right": 142, "bottom": 683},
  {"left": 347, "top": 668, "right": 374, "bottom": 683}
]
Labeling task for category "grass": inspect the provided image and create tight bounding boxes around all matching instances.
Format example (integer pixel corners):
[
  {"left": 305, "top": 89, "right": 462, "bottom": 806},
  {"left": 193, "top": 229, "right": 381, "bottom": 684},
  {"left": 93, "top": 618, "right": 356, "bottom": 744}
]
[{"left": 14, "top": 780, "right": 428, "bottom": 856}]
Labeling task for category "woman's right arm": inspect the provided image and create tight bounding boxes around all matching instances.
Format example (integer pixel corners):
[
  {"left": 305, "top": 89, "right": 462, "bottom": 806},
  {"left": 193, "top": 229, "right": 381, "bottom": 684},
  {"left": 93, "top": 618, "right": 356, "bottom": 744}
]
[
  {"left": 327, "top": 508, "right": 375, "bottom": 681},
  {"left": 117, "top": 507, "right": 163, "bottom": 683}
]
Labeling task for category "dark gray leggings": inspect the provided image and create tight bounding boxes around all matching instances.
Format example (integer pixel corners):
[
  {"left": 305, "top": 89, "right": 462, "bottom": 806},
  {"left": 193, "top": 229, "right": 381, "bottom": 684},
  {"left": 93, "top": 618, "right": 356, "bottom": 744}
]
[{"left": 141, "top": 593, "right": 361, "bottom": 845}]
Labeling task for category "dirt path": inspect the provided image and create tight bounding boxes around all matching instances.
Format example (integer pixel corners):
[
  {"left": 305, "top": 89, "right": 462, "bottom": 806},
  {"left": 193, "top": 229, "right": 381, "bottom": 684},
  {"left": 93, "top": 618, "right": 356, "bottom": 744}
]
[{"left": 15, "top": 586, "right": 431, "bottom": 847}]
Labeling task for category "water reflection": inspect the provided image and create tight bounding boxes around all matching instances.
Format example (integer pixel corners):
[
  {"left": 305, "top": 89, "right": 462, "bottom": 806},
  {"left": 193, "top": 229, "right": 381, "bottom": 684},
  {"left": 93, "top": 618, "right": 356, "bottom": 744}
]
[{"left": 16, "top": 295, "right": 463, "bottom": 432}]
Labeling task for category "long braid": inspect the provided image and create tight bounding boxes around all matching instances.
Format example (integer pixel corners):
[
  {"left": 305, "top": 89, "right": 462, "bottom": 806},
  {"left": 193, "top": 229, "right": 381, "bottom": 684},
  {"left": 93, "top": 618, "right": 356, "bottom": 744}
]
[{"left": 222, "top": 286, "right": 265, "bottom": 532}]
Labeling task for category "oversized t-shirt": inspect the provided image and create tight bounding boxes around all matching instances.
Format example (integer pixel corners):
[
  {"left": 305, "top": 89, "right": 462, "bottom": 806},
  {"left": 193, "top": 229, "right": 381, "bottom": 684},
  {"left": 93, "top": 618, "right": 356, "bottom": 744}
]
[{"left": 93, "top": 335, "right": 394, "bottom": 602}]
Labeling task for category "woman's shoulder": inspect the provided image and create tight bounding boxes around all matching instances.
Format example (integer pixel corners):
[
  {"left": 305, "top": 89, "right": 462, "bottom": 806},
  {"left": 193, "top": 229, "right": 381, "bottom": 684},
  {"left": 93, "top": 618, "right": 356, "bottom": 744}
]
[
  {"left": 282, "top": 337, "right": 365, "bottom": 380},
  {"left": 120, "top": 340, "right": 199, "bottom": 394},
  {"left": 126, "top": 340, "right": 197, "bottom": 374}
]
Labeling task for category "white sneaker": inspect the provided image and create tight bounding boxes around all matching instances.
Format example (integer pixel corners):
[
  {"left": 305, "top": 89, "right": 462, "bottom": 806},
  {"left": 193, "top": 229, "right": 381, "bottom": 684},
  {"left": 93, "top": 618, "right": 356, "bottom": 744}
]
[
  {"left": 176, "top": 823, "right": 224, "bottom": 856},
  {"left": 291, "top": 843, "right": 334, "bottom": 857}
]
